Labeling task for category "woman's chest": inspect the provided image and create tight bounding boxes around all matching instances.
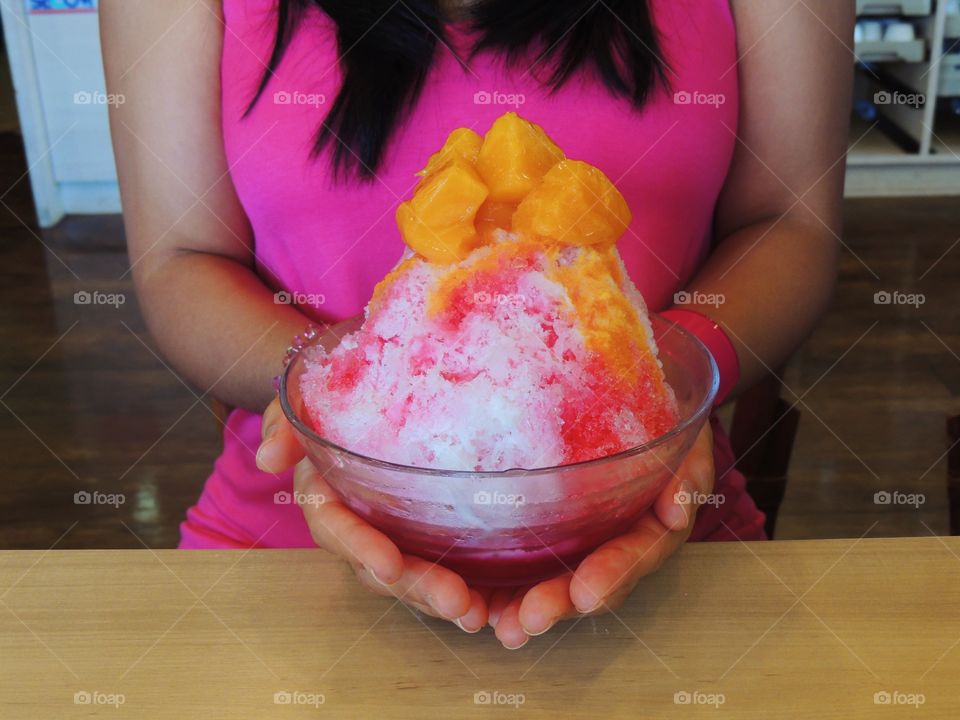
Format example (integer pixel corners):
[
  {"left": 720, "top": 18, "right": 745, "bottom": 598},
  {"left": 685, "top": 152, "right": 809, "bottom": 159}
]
[{"left": 221, "top": 0, "right": 739, "bottom": 318}]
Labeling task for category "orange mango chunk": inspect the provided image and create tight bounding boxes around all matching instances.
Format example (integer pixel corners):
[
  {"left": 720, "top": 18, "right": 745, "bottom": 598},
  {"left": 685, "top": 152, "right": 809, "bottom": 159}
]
[
  {"left": 476, "top": 112, "right": 565, "bottom": 203},
  {"left": 397, "top": 161, "right": 489, "bottom": 264},
  {"left": 512, "top": 160, "right": 632, "bottom": 247},
  {"left": 415, "top": 128, "right": 483, "bottom": 188}
]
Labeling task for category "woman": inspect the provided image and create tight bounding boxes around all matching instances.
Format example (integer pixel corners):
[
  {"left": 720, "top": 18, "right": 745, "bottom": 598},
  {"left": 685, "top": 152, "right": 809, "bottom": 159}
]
[{"left": 101, "top": 0, "right": 852, "bottom": 649}]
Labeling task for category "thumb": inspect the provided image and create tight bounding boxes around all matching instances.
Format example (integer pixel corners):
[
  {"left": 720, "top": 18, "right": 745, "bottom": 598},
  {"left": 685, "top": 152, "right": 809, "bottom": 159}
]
[
  {"left": 654, "top": 423, "right": 714, "bottom": 531},
  {"left": 256, "top": 396, "right": 306, "bottom": 472}
]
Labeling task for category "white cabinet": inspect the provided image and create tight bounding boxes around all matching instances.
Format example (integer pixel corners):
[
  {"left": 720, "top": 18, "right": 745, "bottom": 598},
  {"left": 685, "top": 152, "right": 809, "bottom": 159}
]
[{"left": 1, "top": 0, "right": 120, "bottom": 227}]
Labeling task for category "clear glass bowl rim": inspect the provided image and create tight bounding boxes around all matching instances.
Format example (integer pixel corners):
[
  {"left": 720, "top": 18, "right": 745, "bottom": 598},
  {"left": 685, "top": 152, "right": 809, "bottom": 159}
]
[{"left": 279, "top": 312, "right": 719, "bottom": 479}]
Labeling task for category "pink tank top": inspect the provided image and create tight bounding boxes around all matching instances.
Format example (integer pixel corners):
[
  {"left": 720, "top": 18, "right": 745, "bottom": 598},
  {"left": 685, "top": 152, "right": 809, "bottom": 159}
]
[{"left": 180, "top": 0, "right": 766, "bottom": 548}]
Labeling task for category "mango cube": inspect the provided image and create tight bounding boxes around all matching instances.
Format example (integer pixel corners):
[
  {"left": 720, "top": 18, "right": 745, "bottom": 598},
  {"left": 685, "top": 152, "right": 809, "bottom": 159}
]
[
  {"left": 415, "top": 128, "right": 483, "bottom": 189},
  {"left": 512, "top": 160, "right": 632, "bottom": 247},
  {"left": 476, "top": 112, "right": 565, "bottom": 203},
  {"left": 397, "top": 161, "right": 489, "bottom": 264}
]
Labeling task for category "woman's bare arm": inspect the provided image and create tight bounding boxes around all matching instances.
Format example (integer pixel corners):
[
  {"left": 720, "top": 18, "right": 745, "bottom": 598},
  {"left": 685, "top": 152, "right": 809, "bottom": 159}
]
[
  {"left": 678, "top": 0, "right": 855, "bottom": 396},
  {"left": 101, "top": 0, "right": 305, "bottom": 411}
]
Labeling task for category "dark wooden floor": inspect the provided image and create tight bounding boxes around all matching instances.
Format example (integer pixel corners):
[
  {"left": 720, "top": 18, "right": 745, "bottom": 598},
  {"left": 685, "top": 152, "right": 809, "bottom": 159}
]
[
  {"left": 1, "top": 130, "right": 958, "bottom": 548},
  {"left": 774, "top": 195, "right": 959, "bottom": 539},
  {"left": 0, "top": 133, "right": 220, "bottom": 549}
]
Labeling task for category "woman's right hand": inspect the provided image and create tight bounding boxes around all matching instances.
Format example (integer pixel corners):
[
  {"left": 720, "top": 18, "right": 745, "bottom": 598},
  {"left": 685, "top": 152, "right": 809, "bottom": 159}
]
[{"left": 256, "top": 396, "right": 489, "bottom": 633}]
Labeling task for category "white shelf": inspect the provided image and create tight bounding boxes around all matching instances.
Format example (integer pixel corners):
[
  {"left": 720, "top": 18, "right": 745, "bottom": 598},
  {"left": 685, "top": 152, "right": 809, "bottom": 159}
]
[
  {"left": 856, "top": 0, "right": 932, "bottom": 16},
  {"left": 856, "top": 39, "right": 926, "bottom": 63},
  {"left": 846, "top": 111, "right": 960, "bottom": 196}
]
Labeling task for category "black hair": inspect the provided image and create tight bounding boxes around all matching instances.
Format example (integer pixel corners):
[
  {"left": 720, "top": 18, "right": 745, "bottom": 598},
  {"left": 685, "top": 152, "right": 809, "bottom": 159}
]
[{"left": 245, "top": 0, "right": 669, "bottom": 181}]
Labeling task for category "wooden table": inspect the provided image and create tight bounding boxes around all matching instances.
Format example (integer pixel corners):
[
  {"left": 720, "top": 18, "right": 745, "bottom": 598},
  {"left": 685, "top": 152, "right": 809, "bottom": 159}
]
[{"left": 1, "top": 537, "right": 958, "bottom": 718}]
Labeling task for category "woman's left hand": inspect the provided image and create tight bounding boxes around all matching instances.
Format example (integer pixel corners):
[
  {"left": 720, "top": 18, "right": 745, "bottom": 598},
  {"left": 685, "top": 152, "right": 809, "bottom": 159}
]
[{"left": 488, "top": 423, "right": 715, "bottom": 649}]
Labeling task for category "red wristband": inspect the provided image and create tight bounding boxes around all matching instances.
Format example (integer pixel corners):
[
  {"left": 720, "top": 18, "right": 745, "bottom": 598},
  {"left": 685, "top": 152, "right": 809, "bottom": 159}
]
[{"left": 660, "top": 308, "right": 740, "bottom": 404}]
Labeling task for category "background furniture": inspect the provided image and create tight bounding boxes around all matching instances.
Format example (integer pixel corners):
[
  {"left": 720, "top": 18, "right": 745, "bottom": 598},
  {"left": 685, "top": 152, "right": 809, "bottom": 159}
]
[
  {"left": 848, "top": 0, "right": 960, "bottom": 195},
  {"left": 0, "top": 0, "right": 119, "bottom": 226}
]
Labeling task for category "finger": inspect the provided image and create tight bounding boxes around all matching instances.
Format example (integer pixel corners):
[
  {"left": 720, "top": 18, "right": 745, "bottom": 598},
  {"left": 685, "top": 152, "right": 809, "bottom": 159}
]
[
  {"left": 295, "top": 459, "right": 404, "bottom": 583},
  {"left": 357, "top": 563, "right": 483, "bottom": 630},
  {"left": 256, "top": 398, "right": 306, "bottom": 473},
  {"left": 494, "top": 594, "right": 530, "bottom": 650},
  {"left": 354, "top": 564, "right": 399, "bottom": 599},
  {"left": 654, "top": 424, "right": 714, "bottom": 531},
  {"left": 375, "top": 554, "right": 472, "bottom": 621},
  {"left": 656, "top": 473, "right": 697, "bottom": 532},
  {"left": 570, "top": 514, "right": 687, "bottom": 614},
  {"left": 518, "top": 573, "right": 575, "bottom": 636},
  {"left": 454, "top": 589, "right": 488, "bottom": 633},
  {"left": 355, "top": 566, "right": 439, "bottom": 616}
]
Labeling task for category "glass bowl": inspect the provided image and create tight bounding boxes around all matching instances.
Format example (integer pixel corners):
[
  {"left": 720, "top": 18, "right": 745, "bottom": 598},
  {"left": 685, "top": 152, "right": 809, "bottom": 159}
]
[{"left": 280, "top": 314, "right": 718, "bottom": 587}]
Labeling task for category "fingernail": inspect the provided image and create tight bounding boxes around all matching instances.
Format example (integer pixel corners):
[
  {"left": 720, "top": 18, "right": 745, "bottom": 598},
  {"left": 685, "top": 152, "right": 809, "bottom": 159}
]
[
  {"left": 503, "top": 636, "right": 529, "bottom": 650},
  {"left": 255, "top": 440, "right": 273, "bottom": 470},
  {"left": 575, "top": 594, "right": 604, "bottom": 614},
  {"left": 488, "top": 609, "right": 501, "bottom": 629},
  {"left": 455, "top": 617, "right": 482, "bottom": 634},
  {"left": 369, "top": 568, "right": 392, "bottom": 587},
  {"left": 671, "top": 481, "right": 696, "bottom": 528},
  {"left": 525, "top": 621, "right": 554, "bottom": 637}
]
